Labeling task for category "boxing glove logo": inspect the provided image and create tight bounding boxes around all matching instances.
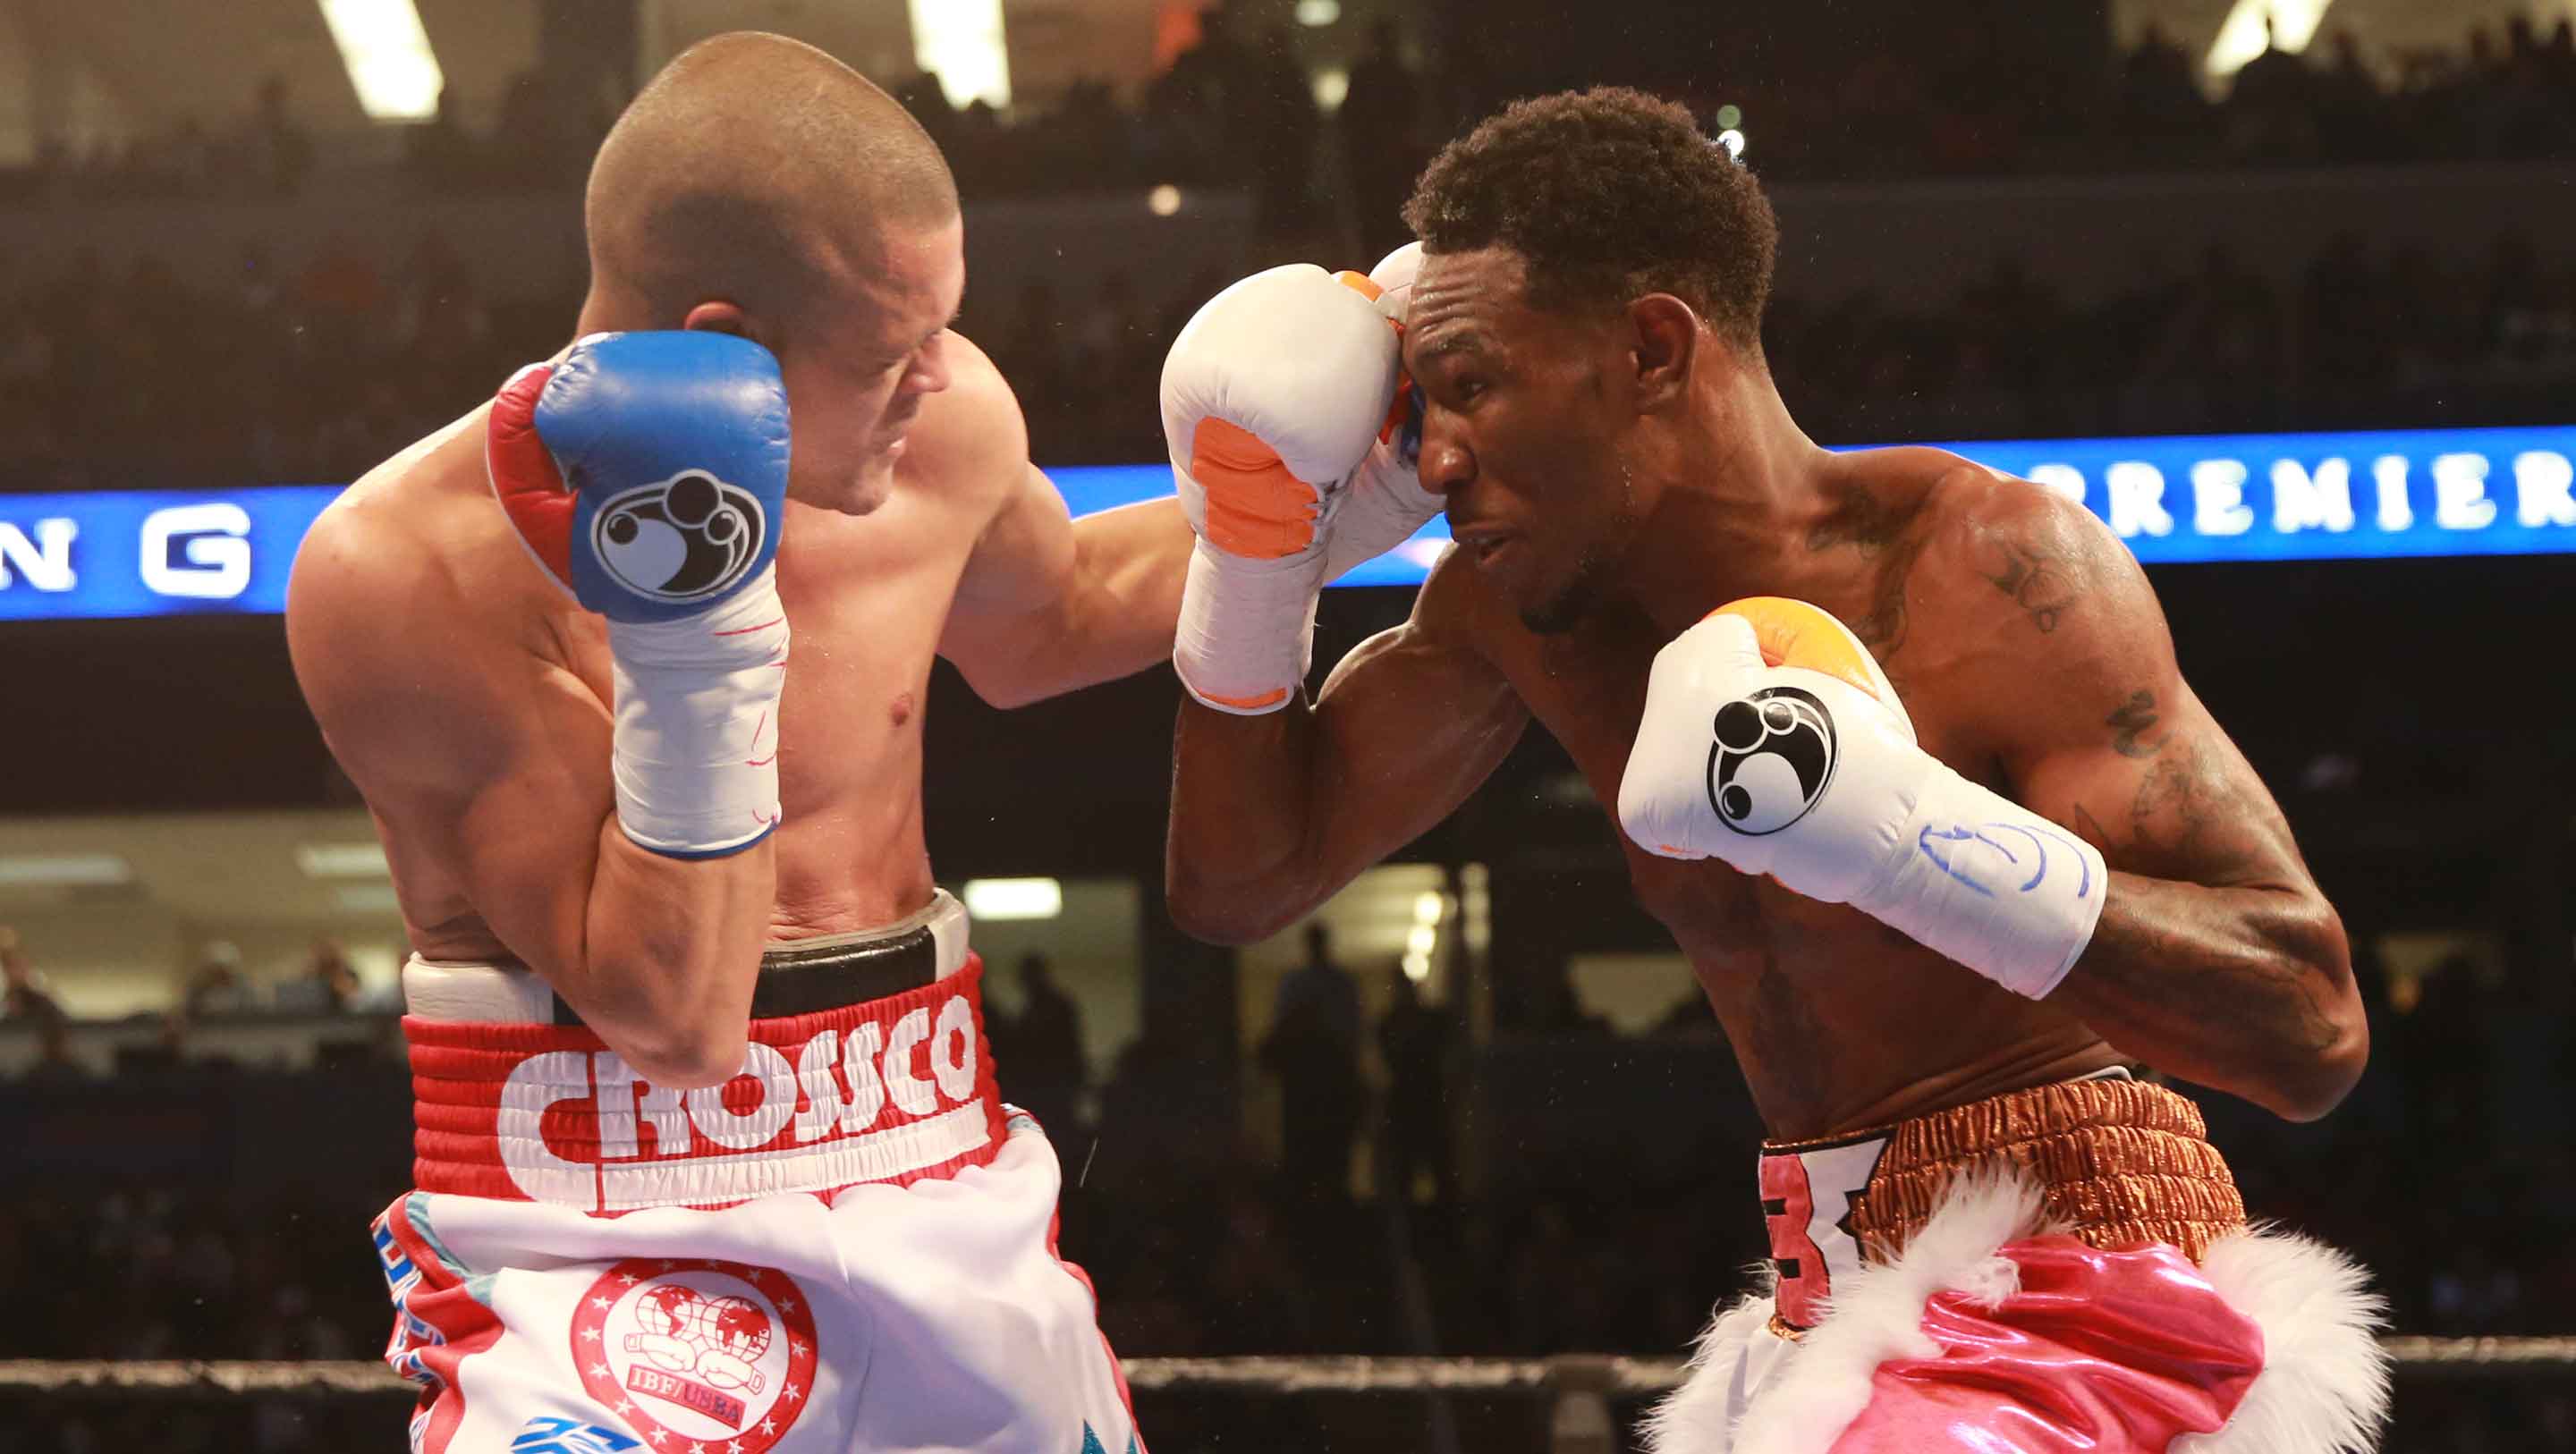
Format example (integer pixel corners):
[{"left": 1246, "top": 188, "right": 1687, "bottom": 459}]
[
  {"left": 1705, "top": 687, "right": 1838, "bottom": 835},
  {"left": 590, "top": 469, "right": 767, "bottom": 604}
]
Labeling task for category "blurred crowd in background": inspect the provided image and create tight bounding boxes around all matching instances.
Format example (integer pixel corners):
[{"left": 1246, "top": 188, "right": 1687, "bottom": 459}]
[
  {"left": 9, "top": 12, "right": 2576, "bottom": 495},
  {"left": 3, "top": 920, "right": 2571, "bottom": 1450},
  {"left": 11, "top": 13, "right": 2576, "bottom": 204},
  {"left": 6, "top": 5, "right": 2576, "bottom": 1452},
  {"left": 4, "top": 221, "right": 2571, "bottom": 495}
]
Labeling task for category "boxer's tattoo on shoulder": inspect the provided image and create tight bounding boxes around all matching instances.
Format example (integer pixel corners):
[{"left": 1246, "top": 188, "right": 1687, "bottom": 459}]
[
  {"left": 1849, "top": 532, "right": 1926, "bottom": 661},
  {"left": 1805, "top": 488, "right": 1906, "bottom": 558},
  {"left": 2106, "top": 690, "right": 2164, "bottom": 758},
  {"left": 1978, "top": 540, "right": 2077, "bottom": 633}
]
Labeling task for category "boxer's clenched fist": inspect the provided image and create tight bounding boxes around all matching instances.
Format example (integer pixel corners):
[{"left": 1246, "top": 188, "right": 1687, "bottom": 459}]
[
  {"left": 1159, "top": 248, "right": 1433, "bottom": 714},
  {"left": 487, "top": 332, "right": 793, "bottom": 857},
  {"left": 1324, "top": 243, "right": 1445, "bottom": 584},
  {"left": 1619, "top": 597, "right": 2106, "bottom": 999},
  {"left": 489, "top": 331, "right": 789, "bottom": 623}
]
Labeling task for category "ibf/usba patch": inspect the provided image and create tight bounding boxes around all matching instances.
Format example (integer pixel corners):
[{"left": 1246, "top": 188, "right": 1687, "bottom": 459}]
[{"left": 568, "top": 1258, "right": 819, "bottom": 1453}]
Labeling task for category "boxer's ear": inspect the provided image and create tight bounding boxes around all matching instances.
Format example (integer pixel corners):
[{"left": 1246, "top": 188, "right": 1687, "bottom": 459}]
[
  {"left": 682, "top": 300, "right": 753, "bottom": 341},
  {"left": 1627, "top": 292, "right": 1699, "bottom": 413}
]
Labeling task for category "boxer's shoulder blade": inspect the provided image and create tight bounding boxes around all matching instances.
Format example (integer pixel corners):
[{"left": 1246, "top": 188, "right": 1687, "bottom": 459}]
[
  {"left": 299, "top": 413, "right": 599, "bottom": 687},
  {"left": 291, "top": 422, "right": 618, "bottom": 963}
]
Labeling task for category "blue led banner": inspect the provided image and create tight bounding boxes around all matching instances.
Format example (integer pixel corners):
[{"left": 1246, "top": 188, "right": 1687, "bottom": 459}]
[
  {"left": 1932, "top": 425, "right": 2576, "bottom": 564},
  {"left": 4, "top": 426, "right": 2572, "bottom": 621},
  {"left": 0, "top": 486, "right": 342, "bottom": 621}
]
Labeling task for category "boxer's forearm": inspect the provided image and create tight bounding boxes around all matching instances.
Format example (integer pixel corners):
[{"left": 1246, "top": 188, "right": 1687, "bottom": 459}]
[
  {"left": 564, "top": 825, "right": 775, "bottom": 1087},
  {"left": 1054, "top": 498, "right": 1193, "bottom": 691},
  {"left": 1166, "top": 700, "right": 1336, "bottom": 944},
  {"left": 952, "top": 499, "right": 1191, "bottom": 707},
  {"left": 2045, "top": 874, "right": 2366, "bottom": 1121}
]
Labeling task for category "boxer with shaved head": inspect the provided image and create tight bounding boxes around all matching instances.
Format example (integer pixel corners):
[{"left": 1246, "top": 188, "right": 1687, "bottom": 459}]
[{"left": 289, "top": 33, "right": 1170, "bottom": 1453}]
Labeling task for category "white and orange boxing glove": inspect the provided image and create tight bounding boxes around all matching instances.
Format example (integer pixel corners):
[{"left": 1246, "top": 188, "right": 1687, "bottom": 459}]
[
  {"left": 1159, "top": 245, "right": 1438, "bottom": 714},
  {"left": 1616, "top": 598, "right": 2106, "bottom": 999},
  {"left": 1325, "top": 243, "right": 1445, "bottom": 584}
]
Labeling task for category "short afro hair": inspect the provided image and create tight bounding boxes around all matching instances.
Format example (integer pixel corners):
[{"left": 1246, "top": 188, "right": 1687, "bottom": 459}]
[{"left": 1402, "top": 88, "right": 1777, "bottom": 350}]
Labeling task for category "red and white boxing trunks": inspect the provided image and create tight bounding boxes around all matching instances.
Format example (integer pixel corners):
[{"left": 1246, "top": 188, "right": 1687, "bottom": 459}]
[
  {"left": 369, "top": 892, "right": 1142, "bottom": 1454},
  {"left": 1644, "top": 1073, "right": 2389, "bottom": 1454}
]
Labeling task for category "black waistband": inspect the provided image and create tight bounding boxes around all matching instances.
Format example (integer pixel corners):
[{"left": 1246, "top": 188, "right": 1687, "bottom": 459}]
[{"left": 547, "top": 926, "right": 943, "bottom": 1027}]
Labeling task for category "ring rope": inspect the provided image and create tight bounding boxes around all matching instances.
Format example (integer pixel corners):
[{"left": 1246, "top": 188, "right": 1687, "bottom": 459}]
[{"left": 4, "top": 1343, "right": 2573, "bottom": 1399}]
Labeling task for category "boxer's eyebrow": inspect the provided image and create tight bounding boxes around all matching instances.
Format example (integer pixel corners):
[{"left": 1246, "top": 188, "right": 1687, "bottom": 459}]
[{"left": 1413, "top": 329, "right": 1489, "bottom": 364}]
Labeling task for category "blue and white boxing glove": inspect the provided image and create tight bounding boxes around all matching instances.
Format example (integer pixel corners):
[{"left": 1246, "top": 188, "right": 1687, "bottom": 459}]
[
  {"left": 487, "top": 331, "right": 792, "bottom": 858},
  {"left": 1616, "top": 596, "right": 2107, "bottom": 999}
]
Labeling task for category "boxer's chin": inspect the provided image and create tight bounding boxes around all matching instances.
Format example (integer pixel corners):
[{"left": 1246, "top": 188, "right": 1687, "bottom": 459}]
[
  {"left": 1518, "top": 557, "right": 1611, "bottom": 636},
  {"left": 822, "top": 452, "right": 900, "bottom": 516}
]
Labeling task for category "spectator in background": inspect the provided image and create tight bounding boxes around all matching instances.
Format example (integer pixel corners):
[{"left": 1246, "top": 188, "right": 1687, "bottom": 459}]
[
  {"left": 1375, "top": 968, "right": 1456, "bottom": 1204},
  {"left": 23, "top": 1017, "right": 87, "bottom": 1084},
  {"left": 2, "top": 926, "right": 68, "bottom": 1025},
  {"left": 247, "top": 75, "right": 313, "bottom": 198},
  {"left": 405, "top": 84, "right": 479, "bottom": 191},
  {"left": 892, "top": 68, "right": 957, "bottom": 147},
  {"left": 2312, "top": 31, "right": 2386, "bottom": 161},
  {"left": 1200, "top": 1189, "right": 1319, "bottom": 1352},
  {"left": 1652, "top": 986, "right": 1720, "bottom": 1037},
  {"left": 273, "top": 939, "right": 360, "bottom": 1015},
  {"left": 1149, "top": 2, "right": 1249, "bottom": 174},
  {"left": 2225, "top": 16, "right": 2326, "bottom": 163},
  {"left": 996, "top": 951, "right": 1088, "bottom": 1132},
  {"left": 1238, "top": 24, "right": 1320, "bottom": 238},
  {"left": 1521, "top": 959, "right": 1612, "bottom": 1038},
  {"left": 182, "top": 942, "right": 248, "bottom": 1018},
  {"left": 1338, "top": 20, "right": 1422, "bottom": 259},
  {"left": 495, "top": 67, "right": 575, "bottom": 186},
  {"left": 1260, "top": 924, "right": 1364, "bottom": 1201},
  {"left": 115, "top": 1009, "right": 197, "bottom": 1076}
]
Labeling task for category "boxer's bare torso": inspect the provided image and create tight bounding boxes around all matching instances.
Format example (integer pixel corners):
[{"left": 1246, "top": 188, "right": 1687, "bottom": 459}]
[
  {"left": 300, "top": 336, "right": 1063, "bottom": 960},
  {"left": 1436, "top": 450, "right": 2131, "bottom": 1137},
  {"left": 1174, "top": 444, "right": 2333, "bottom": 1139}
]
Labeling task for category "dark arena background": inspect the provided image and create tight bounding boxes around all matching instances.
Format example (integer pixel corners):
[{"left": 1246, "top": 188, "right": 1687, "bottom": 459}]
[{"left": 4, "top": 1, "right": 2575, "bottom": 1450}]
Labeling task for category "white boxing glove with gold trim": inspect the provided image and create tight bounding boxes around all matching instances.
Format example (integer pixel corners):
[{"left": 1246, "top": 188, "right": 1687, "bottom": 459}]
[{"left": 1616, "top": 596, "right": 2106, "bottom": 999}]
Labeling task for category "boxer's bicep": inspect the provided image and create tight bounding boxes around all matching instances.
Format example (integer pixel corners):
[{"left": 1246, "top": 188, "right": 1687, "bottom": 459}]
[
  {"left": 1978, "top": 528, "right": 2309, "bottom": 894},
  {"left": 1167, "top": 571, "right": 1526, "bottom": 944},
  {"left": 1310, "top": 613, "right": 1530, "bottom": 855},
  {"left": 2018, "top": 682, "right": 2309, "bottom": 893},
  {"left": 1973, "top": 532, "right": 2363, "bottom": 1115},
  {"left": 947, "top": 467, "right": 1196, "bottom": 705}
]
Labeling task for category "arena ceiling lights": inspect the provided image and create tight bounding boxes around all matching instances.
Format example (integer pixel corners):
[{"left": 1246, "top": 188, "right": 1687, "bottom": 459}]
[
  {"left": 315, "top": 0, "right": 445, "bottom": 122},
  {"left": 908, "top": 0, "right": 1010, "bottom": 111},
  {"left": 2205, "top": 0, "right": 2334, "bottom": 81},
  {"left": 295, "top": 842, "right": 391, "bottom": 879},
  {"left": 0, "top": 854, "right": 133, "bottom": 889},
  {"left": 962, "top": 878, "right": 1061, "bottom": 921}
]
